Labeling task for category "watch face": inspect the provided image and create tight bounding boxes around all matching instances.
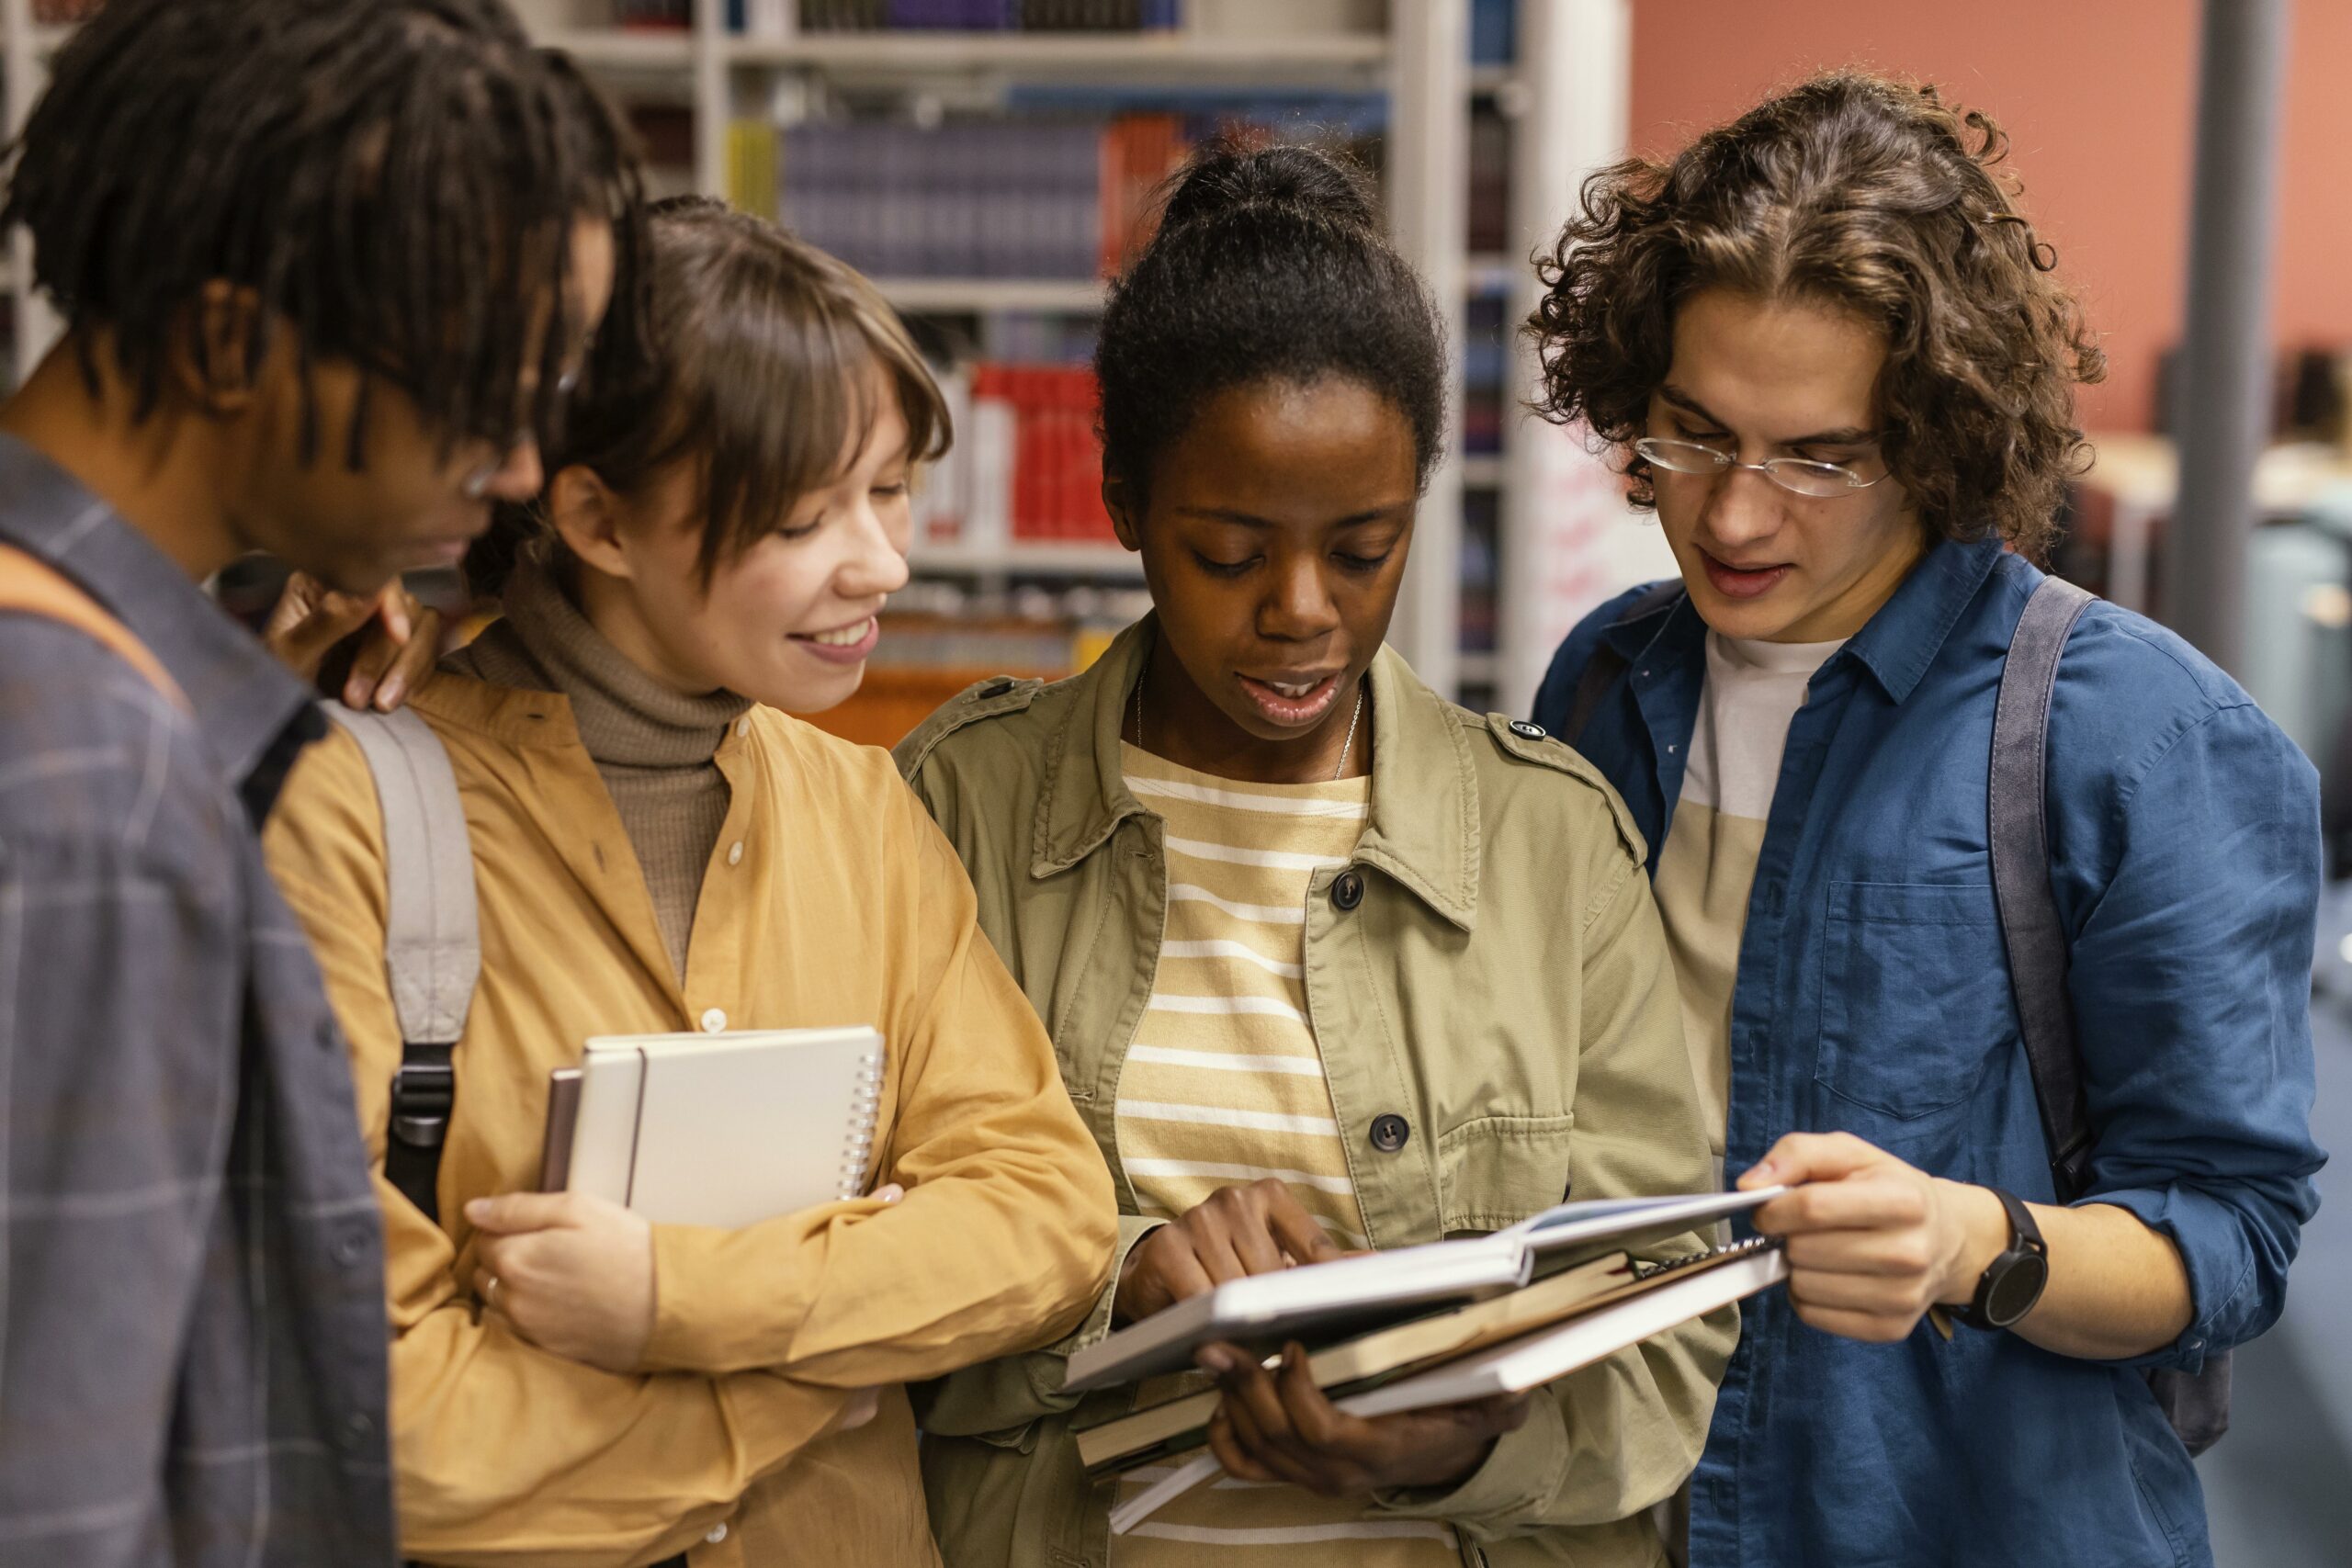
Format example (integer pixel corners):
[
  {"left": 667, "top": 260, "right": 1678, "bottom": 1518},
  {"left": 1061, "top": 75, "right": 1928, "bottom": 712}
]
[{"left": 1985, "top": 1251, "right": 2051, "bottom": 1326}]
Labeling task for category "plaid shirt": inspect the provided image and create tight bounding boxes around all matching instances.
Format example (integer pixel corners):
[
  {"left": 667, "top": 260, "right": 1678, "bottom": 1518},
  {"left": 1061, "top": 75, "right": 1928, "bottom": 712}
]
[{"left": 0, "top": 434, "right": 395, "bottom": 1566}]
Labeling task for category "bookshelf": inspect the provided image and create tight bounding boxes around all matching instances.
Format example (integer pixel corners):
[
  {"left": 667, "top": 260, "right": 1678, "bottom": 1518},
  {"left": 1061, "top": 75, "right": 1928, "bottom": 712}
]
[{"left": 3, "top": 0, "right": 1649, "bottom": 721}]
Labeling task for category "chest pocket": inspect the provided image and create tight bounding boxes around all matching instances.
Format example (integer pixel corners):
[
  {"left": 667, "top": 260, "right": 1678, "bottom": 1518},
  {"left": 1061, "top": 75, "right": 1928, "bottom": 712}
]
[
  {"left": 1436, "top": 1113, "right": 1577, "bottom": 1234},
  {"left": 1815, "top": 881, "right": 2014, "bottom": 1137}
]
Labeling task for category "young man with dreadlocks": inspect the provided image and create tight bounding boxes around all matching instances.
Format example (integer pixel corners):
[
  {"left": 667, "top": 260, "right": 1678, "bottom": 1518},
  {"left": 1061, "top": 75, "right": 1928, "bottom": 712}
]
[
  {"left": 0, "top": 3, "right": 634, "bottom": 1562},
  {"left": 1531, "top": 74, "right": 2324, "bottom": 1567}
]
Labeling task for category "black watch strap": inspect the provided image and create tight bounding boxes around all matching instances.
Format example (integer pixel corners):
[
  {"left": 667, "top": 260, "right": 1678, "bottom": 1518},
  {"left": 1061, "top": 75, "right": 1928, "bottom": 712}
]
[{"left": 1955, "top": 1187, "right": 2050, "bottom": 1331}]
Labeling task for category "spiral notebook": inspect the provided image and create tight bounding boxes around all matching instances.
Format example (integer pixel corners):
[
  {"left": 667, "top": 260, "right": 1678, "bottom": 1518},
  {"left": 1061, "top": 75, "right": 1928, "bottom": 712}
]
[{"left": 543, "top": 1027, "right": 887, "bottom": 1228}]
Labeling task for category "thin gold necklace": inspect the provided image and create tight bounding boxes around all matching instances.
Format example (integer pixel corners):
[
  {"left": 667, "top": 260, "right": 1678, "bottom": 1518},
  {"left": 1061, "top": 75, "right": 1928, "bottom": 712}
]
[{"left": 1134, "top": 655, "right": 1366, "bottom": 782}]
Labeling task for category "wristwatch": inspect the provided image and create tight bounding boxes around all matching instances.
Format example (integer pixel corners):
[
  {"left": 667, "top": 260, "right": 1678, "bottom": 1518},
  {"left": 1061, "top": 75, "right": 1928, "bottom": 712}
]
[{"left": 1954, "top": 1186, "right": 2050, "bottom": 1330}]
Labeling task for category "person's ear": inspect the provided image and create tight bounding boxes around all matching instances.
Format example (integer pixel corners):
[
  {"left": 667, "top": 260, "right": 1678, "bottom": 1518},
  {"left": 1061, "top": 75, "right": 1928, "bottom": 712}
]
[
  {"left": 170, "top": 281, "right": 268, "bottom": 415},
  {"left": 1104, "top": 476, "right": 1143, "bottom": 553},
  {"left": 545, "top": 465, "right": 635, "bottom": 581}
]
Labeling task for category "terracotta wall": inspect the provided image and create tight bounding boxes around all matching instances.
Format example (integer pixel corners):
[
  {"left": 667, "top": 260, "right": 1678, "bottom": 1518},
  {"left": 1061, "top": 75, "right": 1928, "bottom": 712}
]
[{"left": 1624, "top": 0, "right": 2352, "bottom": 435}]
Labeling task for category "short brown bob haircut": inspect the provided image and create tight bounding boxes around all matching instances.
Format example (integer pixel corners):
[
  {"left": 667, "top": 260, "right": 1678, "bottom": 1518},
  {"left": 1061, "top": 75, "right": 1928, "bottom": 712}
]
[
  {"left": 1528, "top": 71, "right": 2103, "bottom": 564},
  {"left": 473, "top": 195, "right": 950, "bottom": 594}
]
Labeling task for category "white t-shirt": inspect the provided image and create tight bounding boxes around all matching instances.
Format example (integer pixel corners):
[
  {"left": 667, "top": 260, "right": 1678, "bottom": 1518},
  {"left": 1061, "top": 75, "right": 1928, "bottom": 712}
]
[{"left": 1651, "top": 630, "right": 1847, "bottom": 1159}]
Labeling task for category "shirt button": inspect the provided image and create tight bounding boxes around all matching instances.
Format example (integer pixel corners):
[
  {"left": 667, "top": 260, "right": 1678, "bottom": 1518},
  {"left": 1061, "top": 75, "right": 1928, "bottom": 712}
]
[
  {"left": 1370, "top": 1113, "right": 1410, "bottom": 1153},
  {"left": 700, "top": 1008, "right": 728, "bottom": 1033},
  {"left": 707, "top": 1522, "right": 730, "bottom": 1544},
  {"left": 727, "top": 840, "right": 744, "bottom": 867},
  {"left": 340, "top": 1411, "right": 377, "bottom": 1449},
  {"left": 1331, "top": 870, "right": 1364, "bottom": 911},
  {"left": 735, "top": 717, "right": 750, "bottom": 739},
  {"left": 333, "top": 1224, "right": 372, "bottom": 1268},
  {"left": 314, "top": 1020, "right": 340, "bottom": 1053}
]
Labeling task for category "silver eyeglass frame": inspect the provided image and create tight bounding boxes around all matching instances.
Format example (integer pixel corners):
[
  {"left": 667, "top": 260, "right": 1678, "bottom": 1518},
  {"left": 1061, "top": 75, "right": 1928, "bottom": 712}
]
[{"left": 1633, "top": 435, "right": 1891, "bottom": 498}]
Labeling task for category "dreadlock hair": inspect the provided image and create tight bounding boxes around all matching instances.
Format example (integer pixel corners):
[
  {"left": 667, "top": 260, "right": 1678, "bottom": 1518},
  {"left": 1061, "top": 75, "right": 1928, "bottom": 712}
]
[
  {"left": 466, "top": 196, "right": 952, "bottom": 598},
  {"left": 1528, "top": 71, "right": 2103, "bottom": 563},
  {"left": 0, "top": 0, "right": 648, "bottom": 469},
  {"left": 1095, "top": 138, "right": 1446, "bottom": 511}
]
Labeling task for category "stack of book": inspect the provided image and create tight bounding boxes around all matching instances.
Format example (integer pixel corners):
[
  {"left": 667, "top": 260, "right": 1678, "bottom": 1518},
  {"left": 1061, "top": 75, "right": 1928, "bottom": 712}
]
[{"left": 1064, "top": 1188, "right": 1792, "bottom": 1535}]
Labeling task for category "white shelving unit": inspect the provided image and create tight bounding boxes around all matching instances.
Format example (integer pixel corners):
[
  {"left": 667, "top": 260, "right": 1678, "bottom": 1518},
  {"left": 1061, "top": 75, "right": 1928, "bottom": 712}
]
[
  {"left": 876, "top": 277, "right": 1106, "bottom": 314},
  {"left": 2, "top": 0, "right": 59, "bottom": 387},
  {"left": 3, "top": 0, "right": 1643, "bottom": 706},
  {"left": 909, "top": 537, "right": 1145, "bottom": 580}
]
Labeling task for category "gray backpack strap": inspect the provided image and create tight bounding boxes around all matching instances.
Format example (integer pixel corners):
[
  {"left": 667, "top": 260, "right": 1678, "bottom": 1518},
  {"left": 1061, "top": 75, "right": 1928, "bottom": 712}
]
[
  {"left": 1989, "top": 576, "right": 2232, "bottom": 1456},
  {"left": 1989, "top": 576, "right": 2097, "bottom": 1197},
  {"left": 330, "top": 706, "right": 480, "bottom": 1225}
]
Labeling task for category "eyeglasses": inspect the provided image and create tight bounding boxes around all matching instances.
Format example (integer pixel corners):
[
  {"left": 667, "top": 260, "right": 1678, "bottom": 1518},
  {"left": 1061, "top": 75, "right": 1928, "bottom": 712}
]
[{"left": 1634, "top": 436, "right": 1890, "bottom": 500}]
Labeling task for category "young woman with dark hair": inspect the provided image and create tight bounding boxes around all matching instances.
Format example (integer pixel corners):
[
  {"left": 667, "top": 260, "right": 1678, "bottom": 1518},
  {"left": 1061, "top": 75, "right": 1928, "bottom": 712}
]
[
  {"left": 1530, "top": 73, "right": 2324, "bottom": 1568},
  {"left": 261, "top": 197, "right": 1115, "bottom": 1567},
  {"left": 899, "top": 141, "right": 1727, "bottom": 1568}
]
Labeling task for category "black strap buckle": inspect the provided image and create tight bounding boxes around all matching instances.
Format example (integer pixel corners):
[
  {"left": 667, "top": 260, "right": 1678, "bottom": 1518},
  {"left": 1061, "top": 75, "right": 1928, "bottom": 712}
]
[{"left": 390, "top": 1046, "right": 456, "bottom": 1149}]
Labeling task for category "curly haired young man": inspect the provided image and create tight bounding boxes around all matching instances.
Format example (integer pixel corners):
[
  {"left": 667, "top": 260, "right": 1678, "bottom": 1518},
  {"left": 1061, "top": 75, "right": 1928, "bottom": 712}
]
[{"left": 1532, "top": 72, "right": 2324, "bottom": 1568}]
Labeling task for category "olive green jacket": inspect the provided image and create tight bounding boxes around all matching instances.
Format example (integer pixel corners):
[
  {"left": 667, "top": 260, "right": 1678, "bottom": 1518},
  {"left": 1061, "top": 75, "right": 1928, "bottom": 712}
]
[{"left": 895, "top": 619, "right": 1733, "bottom": 1568}]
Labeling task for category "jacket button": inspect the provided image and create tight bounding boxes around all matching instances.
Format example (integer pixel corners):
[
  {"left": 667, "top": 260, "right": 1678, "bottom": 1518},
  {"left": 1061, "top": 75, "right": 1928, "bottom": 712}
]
[
  {"left": 1370, "top": 1113, "right": 1410, "bottom": 1153},
  {"left": 978, "top": 678, "right": 1013, "bottom": 699},
  {"left": 1331, "top": 870, "right": 1364, "bottom": 911},
  {"left": 1509, "top": 719, "right": 1546, "bottom": 740}
]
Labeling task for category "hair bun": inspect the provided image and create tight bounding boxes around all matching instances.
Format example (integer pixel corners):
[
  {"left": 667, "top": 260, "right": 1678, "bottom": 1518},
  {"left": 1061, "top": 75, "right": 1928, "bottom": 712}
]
[{"left": 1156, "top": 139, "right": 1379, "bottom": 237}]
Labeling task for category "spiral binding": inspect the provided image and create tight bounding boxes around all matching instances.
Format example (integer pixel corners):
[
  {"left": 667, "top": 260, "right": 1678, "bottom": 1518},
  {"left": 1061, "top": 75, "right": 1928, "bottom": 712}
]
[
  {"left": 839, "top": 1046, "right": 888, "bottom": 1199},
  {"left": 1633, "top": 1233, "right": 1778, "bottom": 1280}
]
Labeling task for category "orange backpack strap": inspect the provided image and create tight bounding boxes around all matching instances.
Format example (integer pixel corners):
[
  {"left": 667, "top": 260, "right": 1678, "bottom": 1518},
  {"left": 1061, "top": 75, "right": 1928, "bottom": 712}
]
[{"left": 0, "top": 542, "right": 188, "bottom": 712}]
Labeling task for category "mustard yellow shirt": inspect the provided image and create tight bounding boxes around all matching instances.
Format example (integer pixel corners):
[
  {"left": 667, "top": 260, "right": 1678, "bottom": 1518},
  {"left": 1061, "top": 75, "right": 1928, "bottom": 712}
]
[{"left": 262, "top": 668, "right": 1117, "bottom": 1568}]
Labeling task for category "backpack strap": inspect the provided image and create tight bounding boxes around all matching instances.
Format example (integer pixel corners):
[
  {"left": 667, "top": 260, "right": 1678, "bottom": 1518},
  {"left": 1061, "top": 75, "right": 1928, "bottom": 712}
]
[
  {"left": 0, "top": 544, "right": 188, "bottom": 712},
  {"left": 1988, "top": 576, "right": 2096, "bottom": 1200},
  {"left": 1566, "top": 580, "right": 1687, "bottom": 743},
  {"left": 1987, "top": 575, "right": 2233, "bottom": 1456},
  {"left": 330, "top": 705, "right": 480, "bottom": 1226}
]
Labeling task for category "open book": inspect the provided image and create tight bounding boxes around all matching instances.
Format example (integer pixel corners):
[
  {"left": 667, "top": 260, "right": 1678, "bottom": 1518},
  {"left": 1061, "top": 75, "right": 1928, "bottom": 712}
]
[
  {"left": 1063, "top": 1186, "right": 1783, "bottom": 1393},
  {"left": 1106, "top": 1239, "right": 1786, "bottom": 1535},
  {"left": 1076, "top": 1241, "right": 1770, "bottom": 1472}
]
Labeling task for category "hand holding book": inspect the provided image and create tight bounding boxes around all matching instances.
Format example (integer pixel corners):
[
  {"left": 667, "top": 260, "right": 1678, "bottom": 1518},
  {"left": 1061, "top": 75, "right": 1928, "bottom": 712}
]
[{"left": 1195, "top": 1338, "right": 1532, "bottom": 1499}]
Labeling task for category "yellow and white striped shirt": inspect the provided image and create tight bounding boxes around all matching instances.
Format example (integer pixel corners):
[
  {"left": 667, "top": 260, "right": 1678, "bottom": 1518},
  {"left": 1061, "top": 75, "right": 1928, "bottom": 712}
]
[{"left": 1111, "top": 743, "right": 1457, "bottom": 1566}]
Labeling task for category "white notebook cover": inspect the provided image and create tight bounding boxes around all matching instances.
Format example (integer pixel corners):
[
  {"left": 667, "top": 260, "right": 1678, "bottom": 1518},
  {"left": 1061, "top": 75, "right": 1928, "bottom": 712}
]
[{"left": 564, "top": 1026, "right": 886, "bottom": 1229}]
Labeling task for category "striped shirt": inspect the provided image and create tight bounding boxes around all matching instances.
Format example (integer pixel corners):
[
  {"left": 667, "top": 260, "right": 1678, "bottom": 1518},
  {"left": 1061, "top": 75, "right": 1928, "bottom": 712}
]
[{"left": 1112, "top": 744, "right": 1455, "bottom": 1566}]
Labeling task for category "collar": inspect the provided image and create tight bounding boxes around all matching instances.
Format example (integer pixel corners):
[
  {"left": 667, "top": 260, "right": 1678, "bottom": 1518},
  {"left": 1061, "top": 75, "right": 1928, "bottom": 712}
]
[
  {"left": 1598, "top": 536, "right": 2004, "bottom": 706},
  {"left": 1838, "top": 536, "right": 2004, "bottom": 703},
  {"left": 1032, "top": 615, "right": 1479, "bottom": 929},
  {"left": 485, "top": 560, "right": 751, "bottom": 771},
  {"left": 0, "top": 432, "right": 318, "bottom": 793}
]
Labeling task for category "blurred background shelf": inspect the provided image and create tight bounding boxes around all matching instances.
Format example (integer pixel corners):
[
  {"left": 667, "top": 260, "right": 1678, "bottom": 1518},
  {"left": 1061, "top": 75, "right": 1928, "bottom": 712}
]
[
  {"left": 732, "top": 31, "right": 1391, "bottom": 85},
  {"left": 876, "top": 277, "right": 1108, "bottom": 313}
]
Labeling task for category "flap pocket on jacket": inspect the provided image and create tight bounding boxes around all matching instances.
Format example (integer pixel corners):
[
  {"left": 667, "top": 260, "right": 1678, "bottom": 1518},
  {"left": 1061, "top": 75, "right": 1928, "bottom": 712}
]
[
  {"left": 1815, "top": 881, "right": 2012, "bottom": 1127},
  {"left": 1437, "top": 1112, "right": 1576, "bottom": 1233}
]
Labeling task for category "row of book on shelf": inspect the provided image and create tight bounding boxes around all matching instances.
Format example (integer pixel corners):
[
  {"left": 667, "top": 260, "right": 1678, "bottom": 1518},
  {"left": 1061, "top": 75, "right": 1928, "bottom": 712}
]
[
  {"left": 753, "top": 112, "right": 1225, "bottom": 282},
  {"left": 610, "top": 1, "right": 1188, "bottom": 32},
  {"left": 916, "top": 363, "right": 1118, "bottom": 548}
]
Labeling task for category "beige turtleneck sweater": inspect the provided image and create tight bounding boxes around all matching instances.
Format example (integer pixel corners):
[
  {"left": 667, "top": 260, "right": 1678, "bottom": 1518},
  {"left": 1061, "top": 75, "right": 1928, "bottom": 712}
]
[{"left": 446, "top": 561, "right": 752, "bottom": 979}]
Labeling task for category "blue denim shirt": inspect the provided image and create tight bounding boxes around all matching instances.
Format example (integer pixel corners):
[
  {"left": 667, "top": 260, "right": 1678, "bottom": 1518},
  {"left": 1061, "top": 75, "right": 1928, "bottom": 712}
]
[{"left": 1533, "top": 537, "right": 2325, "bottom": 1568}]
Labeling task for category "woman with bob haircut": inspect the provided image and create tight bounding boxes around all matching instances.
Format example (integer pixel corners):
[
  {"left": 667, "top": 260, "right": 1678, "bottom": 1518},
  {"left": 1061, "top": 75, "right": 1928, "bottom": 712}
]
[{"left": 263, "top": 197, "right": 1116, "bottom": 1568}]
